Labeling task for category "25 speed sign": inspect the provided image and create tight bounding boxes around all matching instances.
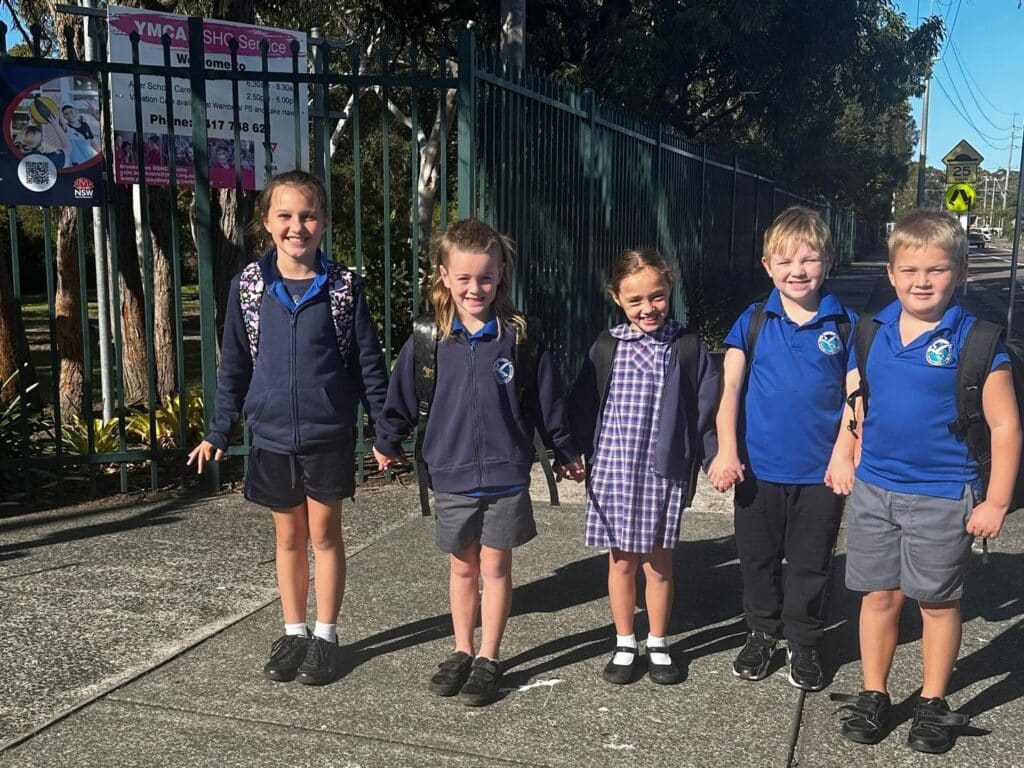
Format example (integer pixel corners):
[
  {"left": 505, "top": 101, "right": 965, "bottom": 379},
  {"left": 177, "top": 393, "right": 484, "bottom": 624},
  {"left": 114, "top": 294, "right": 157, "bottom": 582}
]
[{"left": 946, "top": 163, "right": 978, "bottom": 184}]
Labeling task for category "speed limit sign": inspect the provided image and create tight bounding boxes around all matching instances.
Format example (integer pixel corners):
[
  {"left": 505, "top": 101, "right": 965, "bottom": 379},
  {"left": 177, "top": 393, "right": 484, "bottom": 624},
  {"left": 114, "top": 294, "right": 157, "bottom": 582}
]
[{"left": 942, "top": 140, "right": 983, "bottom": 185}]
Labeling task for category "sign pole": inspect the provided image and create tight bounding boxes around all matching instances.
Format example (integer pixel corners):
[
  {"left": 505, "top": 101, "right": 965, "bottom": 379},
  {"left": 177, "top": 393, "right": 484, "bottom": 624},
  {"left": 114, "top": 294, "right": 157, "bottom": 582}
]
[{"left": 1006, "top": 139, "right": 1024, "bottom": 338}]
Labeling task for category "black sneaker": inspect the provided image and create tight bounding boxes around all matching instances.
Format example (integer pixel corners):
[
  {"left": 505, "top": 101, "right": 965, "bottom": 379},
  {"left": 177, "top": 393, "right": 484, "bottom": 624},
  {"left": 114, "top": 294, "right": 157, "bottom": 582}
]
[
  {"left": 787, "top": 644, "right": 824, "bottom": 691},
  {"left": 907, "top": 697, "right": 969, "bottom": 754},
  {"left": 295, "top": 635, "right": 343, "bottom": 686},
  {"left": 602, "top": 646, "right": 638, "bottom": 685},
  {"left": 830, "top": 690, "right": 891, "bottom": 745},
  {"left": 732, "top": 631, "right": 777, "bottom": 680},
  {"left": 263, "top": 632, "right": 309, "bottom": 682},
  {"left": 457, "top": 657, "right": 503, "bottom": 706},
  {"left": 427, "top": 651, "right": 474, "bottom": 696}
]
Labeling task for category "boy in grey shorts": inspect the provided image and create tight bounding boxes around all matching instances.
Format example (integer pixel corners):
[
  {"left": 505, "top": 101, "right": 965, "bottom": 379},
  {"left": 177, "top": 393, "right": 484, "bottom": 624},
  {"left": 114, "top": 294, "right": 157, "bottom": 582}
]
[{"left": 829, "top": 210, "right": 1021, "bottom": 754}]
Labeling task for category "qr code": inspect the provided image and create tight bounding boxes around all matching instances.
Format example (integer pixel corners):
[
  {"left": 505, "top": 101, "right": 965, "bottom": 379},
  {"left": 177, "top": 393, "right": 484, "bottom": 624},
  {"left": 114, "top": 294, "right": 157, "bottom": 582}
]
[{"left": 24, "top": 160, "right": 51, "bottom": 185}]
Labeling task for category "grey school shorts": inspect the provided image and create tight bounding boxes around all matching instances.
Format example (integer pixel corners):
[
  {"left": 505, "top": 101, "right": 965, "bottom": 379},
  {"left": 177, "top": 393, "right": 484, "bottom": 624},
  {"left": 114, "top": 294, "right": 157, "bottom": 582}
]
[
  {"left": 433, "top": 489, "right": 537, "bottom": 554},
  {"left": 845, "top": 478, "right": 975, "bottom": 602}
]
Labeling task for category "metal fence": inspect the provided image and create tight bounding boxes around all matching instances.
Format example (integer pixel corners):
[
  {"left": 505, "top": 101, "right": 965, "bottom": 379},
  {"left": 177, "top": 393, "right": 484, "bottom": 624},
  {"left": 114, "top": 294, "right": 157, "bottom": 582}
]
[{"left": 0, "top": 19, "right": 855, "bottom": 506}]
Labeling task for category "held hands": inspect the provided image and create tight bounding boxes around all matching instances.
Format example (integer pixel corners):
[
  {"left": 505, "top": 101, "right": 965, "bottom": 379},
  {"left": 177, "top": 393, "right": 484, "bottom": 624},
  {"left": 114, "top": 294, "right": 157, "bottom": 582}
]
[
  {"left": 966, "top": 499, "right": 1009, "bottom": 540},
  {"left": 372, "top": 446, "right": 403, "bottom": 472},
  {"left": 555, "top": 459, "right": 585, "bottom": 483},
  {"left": 824, "top": 455, "right": 855, "bottom": 496},
  {"left": 186, "top": 440, "right": 224, "bottom": 474},
  {"left": 707, "top": 453, "right": 744, "bottom": 492}
]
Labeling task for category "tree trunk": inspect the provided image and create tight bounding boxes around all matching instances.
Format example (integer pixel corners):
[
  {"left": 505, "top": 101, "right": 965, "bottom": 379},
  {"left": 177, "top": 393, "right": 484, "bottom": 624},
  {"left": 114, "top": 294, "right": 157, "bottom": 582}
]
[
  {"left": 147, "top": 186, "right": 177, "bottom": 397},
  {"left": 0, "top": 249, "right": 38, "bottom": 406},
  {"left": 212, "top": 188, "right": 257, "bottom": 343},
  {"left": 55, "top": 207, "right": 85, "bottom": 418},
  {"left": 113, "top": 184, "right": 149, "bottom": 405}
]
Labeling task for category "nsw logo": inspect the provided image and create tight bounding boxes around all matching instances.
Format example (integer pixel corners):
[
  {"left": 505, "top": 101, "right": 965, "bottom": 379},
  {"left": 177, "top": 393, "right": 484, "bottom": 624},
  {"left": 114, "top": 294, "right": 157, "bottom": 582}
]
[
  {"left": 817, "top": 331, "right": 841, "bottom": 356},
  {"left": 926, "top": 339, "right": 954, "bottom": 366},
  {"left": 493, "top": 357, "right": 515, "bottom": 383}
]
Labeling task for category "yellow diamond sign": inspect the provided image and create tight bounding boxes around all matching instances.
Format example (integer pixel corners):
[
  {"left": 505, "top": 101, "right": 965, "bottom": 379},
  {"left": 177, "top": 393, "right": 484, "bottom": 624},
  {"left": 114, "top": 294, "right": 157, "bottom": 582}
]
[{"left": 944, "top": 183, "right": 975, "bottom": 214}]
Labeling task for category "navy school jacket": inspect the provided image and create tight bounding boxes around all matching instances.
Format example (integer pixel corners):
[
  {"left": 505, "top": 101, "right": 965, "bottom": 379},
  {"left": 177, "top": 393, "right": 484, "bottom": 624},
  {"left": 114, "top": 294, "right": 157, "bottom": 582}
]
[
  {"left": 569, "top": 328, "right": 721, "bottom": 484},
  {"left": 204, "top": 251, "right": 388, "bottom": 454},
  {"left": 372, "top": 319, "right": 577, "bottom": 493}
]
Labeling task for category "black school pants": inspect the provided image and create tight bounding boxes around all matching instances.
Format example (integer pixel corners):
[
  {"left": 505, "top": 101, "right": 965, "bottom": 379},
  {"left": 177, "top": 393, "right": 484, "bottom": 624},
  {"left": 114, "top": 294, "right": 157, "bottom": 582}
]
[{"left": 734, "top": 477, "right": 845, "bottom": 647}]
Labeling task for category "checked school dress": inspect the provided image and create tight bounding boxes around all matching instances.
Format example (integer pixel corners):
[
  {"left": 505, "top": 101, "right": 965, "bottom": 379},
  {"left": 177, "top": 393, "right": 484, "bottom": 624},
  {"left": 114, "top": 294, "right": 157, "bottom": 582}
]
[{"left": 585, "top": 320, "right": 687, "bottom": 553}]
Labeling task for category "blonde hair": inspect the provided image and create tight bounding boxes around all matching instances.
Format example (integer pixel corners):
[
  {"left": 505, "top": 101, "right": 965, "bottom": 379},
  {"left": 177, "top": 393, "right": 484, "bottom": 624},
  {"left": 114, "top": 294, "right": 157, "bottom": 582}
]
[
  {"left": 888, "top": 209, "right": 967, "bottom": 267},
  {"left": 606, "top": 248, "right": 676, "bottom": 300},
  {"left": 429, "top": 218, "right": 524, "bottom": 340},
  {"left": 763, "top": 206, "right": 834, "bottom": 265}
]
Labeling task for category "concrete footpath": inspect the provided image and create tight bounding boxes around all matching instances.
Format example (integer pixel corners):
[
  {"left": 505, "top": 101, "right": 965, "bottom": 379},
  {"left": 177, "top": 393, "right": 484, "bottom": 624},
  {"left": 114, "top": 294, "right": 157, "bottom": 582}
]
[{"left": 1, "top": 255, "right": 1022, "bottom": 767}]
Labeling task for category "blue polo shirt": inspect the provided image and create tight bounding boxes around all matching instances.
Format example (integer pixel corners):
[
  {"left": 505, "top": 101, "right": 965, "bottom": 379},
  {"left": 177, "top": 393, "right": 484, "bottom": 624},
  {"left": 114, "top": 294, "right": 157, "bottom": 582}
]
[
  {"left": 724, "top": 287, "right": 856, "bottom": 484},
  {"left": 266, "top": 252, "right": 329, "bottom": 312},
  {"left": 451, "top": 315, "right": 525, "bottom": 498},
  {"left": 854, "top": 299, "right": 1008, "bottom": 500}
]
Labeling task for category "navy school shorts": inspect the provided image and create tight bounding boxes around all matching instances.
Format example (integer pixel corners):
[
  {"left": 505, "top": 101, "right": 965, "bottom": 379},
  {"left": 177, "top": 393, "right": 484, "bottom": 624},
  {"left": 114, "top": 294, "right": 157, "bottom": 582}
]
[{"left": 244, "top": 441, "right": 356, "bottom": 509}]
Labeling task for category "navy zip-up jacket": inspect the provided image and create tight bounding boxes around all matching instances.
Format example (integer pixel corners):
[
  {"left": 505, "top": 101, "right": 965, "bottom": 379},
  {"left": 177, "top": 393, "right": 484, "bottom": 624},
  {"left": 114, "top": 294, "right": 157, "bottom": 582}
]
[
  {"left": 569, "top": 328, "right": 720, "bottom": 484},
  {"left": 204, "top": 251, "right": 388, "bottom": 454},
  {"left": 373, "top": 318, "right": 577, "bottom": 493}
]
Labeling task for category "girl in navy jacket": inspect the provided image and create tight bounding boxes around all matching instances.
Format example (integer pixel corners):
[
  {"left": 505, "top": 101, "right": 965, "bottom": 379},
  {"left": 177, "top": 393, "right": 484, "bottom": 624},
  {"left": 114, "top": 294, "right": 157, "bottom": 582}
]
[
  {"left": 373, "top": 218, "right": 583, "bottom": 706},
  {"left": 189, "top": 170, "right": 388, "bottom": 687}
]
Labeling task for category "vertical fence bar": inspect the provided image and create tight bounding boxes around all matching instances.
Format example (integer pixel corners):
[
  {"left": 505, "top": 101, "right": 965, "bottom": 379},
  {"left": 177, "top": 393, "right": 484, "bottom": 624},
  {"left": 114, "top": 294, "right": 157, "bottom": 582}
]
[
  {"left": 410, "top": 46, "right": 421, "bottom": 316},
  {"left": 438, "top": 49, "right": 449, "bottom": 234},
  {"left": 41, "top": 208, "right": 65, "bottom": 497},
  {"left": 457, "top": 30, "right": 475, "bottom": 219},
  {"left": 75, "top": 213, "right": 96, "bottom": 495},
  {"left": 380, "top": 45, "right": 393, "bottom": 366},
  {"left": 350, "top": 45, "right": 363, "bottom": 273}
]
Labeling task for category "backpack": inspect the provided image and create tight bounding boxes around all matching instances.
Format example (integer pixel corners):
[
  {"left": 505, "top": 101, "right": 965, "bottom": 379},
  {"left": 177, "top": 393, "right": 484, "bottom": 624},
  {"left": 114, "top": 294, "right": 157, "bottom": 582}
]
[
  {"left": 410, "top": 314, "right": 557, "bottom": 516},
  {"left": 743, "top": 301, "right": 853, "bottom": 371},
  {"left": 848, "top": 315, "right": 1024, "bottom": 513},
  {"left": 237, "top": 260, "right": 356, "bottom": 363},
  {"left": 589, "top": 326, "right": 703, "bottom": 507}
]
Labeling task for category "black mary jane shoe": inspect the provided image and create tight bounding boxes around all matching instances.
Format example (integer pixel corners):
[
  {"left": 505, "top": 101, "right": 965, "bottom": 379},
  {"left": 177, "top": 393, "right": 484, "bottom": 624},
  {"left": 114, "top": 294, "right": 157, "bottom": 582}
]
[{"left": 602, "top": 646, "right": 638, "bottom": 685}]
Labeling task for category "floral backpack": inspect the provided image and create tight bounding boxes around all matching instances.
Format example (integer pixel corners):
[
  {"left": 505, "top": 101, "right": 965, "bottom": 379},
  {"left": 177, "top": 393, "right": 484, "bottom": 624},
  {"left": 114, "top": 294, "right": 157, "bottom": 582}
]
[{"left": 237, "top": 259, "right": 356, "bottom": 364}]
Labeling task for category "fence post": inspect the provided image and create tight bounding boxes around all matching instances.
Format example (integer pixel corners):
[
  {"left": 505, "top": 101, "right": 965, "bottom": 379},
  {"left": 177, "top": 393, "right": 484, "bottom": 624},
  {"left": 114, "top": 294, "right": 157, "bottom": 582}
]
[
  {"left": 582, "top": 88, "right": 596, "bottom": 327},
  {"left": 457, "top": 29, "right": 476, "bottom": 218},
  {"left": 729, "top": 153, "right": 738, "bottom": 274},
  {"left": 189, "top": 16, "right": 219, "bottom": 490}
]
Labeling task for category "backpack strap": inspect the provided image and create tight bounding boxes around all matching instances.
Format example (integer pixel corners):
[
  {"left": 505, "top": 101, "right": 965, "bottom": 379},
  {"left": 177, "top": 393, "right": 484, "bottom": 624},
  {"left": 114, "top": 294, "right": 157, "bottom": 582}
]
[
  {"left": 744, "top": 302, "right": 768, "bottom": 367},
  {"left": 847, "top": 314, "right": 880, "bottom": 437},
  {"left": 950, "top": 319, "right": 1003, "bottom": 471},
  {"left": 412, "top": 314, "right": 439, "bottom": 516},
  {"left": 513, "top": 317, "right": 559, "bottom": 507},
  {"left": 325, "top": 262, "right": 356, "bottom": 363},
  {"left": 592, "top": 330, "right": 619, "bottom": 407},
  {"left": 672, "top": 328, "right": 702, "bottom": 508},
  {"left": 237, "top": 261, "right": 265, "bottom": 361}
]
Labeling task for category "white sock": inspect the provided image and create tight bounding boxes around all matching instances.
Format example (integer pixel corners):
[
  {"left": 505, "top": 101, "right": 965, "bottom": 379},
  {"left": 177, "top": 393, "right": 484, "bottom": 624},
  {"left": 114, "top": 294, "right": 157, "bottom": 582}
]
[
  {"left": 313, "top": 622, "right": 337, "bottom": 643},
  {"left": 647, "top": 634, "right": 672, "bottom": 665},
  {"left": 613, "top": 634, "right": 637, "bottom": 665},
  {"left": 284, "top": 622, "right": 308, "bottom": 638}
]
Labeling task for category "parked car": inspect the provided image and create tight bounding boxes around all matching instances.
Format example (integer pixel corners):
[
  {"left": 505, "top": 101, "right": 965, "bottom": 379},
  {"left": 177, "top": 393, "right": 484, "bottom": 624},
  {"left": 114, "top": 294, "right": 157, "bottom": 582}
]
[{"left": 968, "top": 229, "right": 987, "bottom": 250}]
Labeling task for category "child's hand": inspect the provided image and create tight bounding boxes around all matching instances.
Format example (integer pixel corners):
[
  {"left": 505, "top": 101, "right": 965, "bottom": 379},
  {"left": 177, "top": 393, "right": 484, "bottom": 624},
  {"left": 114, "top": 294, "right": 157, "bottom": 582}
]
[
  {"left": 372, "top": 446, "right": 401, "bottom": 471},
  {"left": 966, "top": 499, "right": 1009, "bottom": 540},
  {"left": 186, "top": 440, "right": 223, "bottom": 474},
  {"left": 708, "top": 454, "right": 744, "bottom": 492},
  {"left": 556, "top": 459, "right": 585, "bottom": 483},
  {"left": 824, "top": 455, "right": 855, "bottom": 496}
]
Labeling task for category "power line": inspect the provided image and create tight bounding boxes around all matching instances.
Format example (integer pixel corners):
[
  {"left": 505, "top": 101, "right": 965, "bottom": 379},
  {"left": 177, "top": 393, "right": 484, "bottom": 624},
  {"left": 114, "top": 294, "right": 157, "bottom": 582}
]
[
  {"left": 933, "top": 75, "right": 1010, "bottom": 151},
  {"left": 947, "top": 43, "right": 1012, "bottom": 130},
  {"left": 949, "top": 39, "right": 1016, "bottom": 118}
]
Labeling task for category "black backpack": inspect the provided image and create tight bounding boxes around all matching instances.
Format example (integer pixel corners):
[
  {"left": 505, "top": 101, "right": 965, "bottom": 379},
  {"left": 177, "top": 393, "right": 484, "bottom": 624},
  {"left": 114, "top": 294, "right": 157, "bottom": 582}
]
[
  {"left": 848, "top": 315, "right": 1024, "bottom": 513},
  {"left": 589, "top": 326, "right": 703, "bottom": 507},
  {"left": 410, "top": 314, "right": 558, "bottom": 516}
]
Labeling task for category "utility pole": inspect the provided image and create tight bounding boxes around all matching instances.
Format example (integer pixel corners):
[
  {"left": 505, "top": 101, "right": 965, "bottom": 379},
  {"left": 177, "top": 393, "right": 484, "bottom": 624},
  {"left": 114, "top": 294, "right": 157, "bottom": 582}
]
[
  {"left": 1005, "top": 115, "right": 1020, "bottom": 210},
  {"left": 916, "top": 74, "right": 931, "bottom": 208},
  {"left": 1005, "top": 128, "right": 1024, "bottom": 336}
]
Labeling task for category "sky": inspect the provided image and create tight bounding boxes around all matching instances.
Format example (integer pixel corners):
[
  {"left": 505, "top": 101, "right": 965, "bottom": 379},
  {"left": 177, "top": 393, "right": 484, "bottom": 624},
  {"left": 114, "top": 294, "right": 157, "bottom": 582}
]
[
  {"left": 896, "top": 0, "right": 1024, "bottom": 175},
  {"left": 2, "top": 1, "right": 1021, "bottom": 176}
]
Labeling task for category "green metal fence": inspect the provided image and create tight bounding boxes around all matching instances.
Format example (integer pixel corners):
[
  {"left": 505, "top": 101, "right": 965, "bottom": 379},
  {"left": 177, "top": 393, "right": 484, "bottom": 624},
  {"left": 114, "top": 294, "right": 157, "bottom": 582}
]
[{"left": 0, "top": 21, "right": 855, "bottom": 507}]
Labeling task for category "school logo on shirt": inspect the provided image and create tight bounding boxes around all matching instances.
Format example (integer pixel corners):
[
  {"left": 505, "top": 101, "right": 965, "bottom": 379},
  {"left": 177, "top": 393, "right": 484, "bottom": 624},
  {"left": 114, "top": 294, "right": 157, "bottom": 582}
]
[
  {"left": 494, "top": 358, "right": 515, "bottom": 383},
  {"left": 817, "top": 331, "right": 841, "bottom": 356},
  {"left": 926, "top": 339, "right": 954, "bottom": 366}
]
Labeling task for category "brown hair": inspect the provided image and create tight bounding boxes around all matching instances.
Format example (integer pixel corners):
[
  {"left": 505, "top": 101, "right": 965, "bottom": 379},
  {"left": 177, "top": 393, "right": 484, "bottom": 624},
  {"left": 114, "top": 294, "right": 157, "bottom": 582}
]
[
  {"left": 254, "top": 169, "right": 328, "bottom": 247},
  {"left": 606, "top": 248, "right": 675, "bottom": 300},
  {"left": 888, "top": 209, "right": 967, "bottom": 267},
  {"left": 762, "top": 206, "right": 834, "bottom": 265},
  {"left": 428, "top": 218, "right": 524, "bottom": 340}
]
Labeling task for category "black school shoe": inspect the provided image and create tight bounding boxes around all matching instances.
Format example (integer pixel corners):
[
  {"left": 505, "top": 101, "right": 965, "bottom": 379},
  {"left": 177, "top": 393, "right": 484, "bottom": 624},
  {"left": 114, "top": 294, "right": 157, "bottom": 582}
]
[
  {"left": 457, "top": 658, "right": 503, "bottom": 706},
  {"left": 647, "top": 648, "right": 684, "bottom": 686},
  {"left": 787, "top": 644, "right": 824, "bottom": 691},
  {"left": 732, "top": 630, "right": 777, "bottom": 681},
  {"left": 602, "top": 646, "right": 638, "bottom": 685},
  {"left": 907, "top": 697, "right": 969, "bottom": 754},
  {"left": 427, "top": 651, "right": 474, "bottom": 696},
  {"left": 295, "top": 635, "right": 343, "bottom": 686},
  {"left": 263, "top": 632, "right": 310, "bottom": 682},
  {"left": 830, "top": 690, "right": 891, "bottom": 745}
]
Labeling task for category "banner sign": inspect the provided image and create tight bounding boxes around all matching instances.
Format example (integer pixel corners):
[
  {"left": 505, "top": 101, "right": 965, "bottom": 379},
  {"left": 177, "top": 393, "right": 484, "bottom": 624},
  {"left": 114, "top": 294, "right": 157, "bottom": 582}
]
[
  {"left": 0, "top": 65, "right": 103, "bottom": 206},
  {"left": 107, "top": 6, "right": 308, "bottom": 190}
]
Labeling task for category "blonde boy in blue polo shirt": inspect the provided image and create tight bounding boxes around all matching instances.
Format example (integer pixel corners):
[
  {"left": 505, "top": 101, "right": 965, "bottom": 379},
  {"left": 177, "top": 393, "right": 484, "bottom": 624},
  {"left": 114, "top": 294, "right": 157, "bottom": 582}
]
[
  {"left": 829, "top": 210, "right": 1021, "bottom": 754},
  {"left": 710, "top": 206, "right": 856, "bottom": 693}
]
